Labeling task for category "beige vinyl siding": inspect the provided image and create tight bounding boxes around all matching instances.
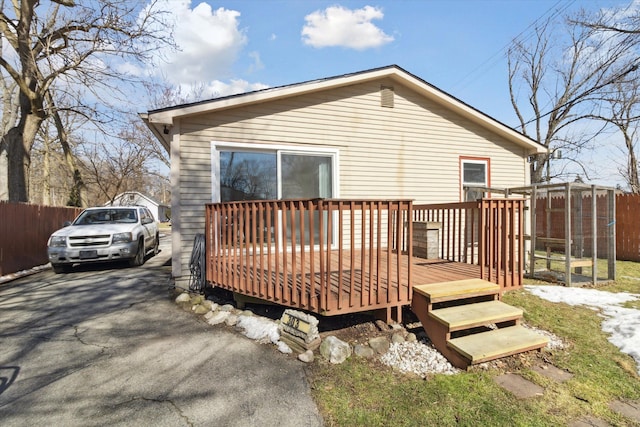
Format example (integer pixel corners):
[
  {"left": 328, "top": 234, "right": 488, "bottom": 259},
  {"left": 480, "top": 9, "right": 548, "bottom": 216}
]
[
  {"left": 173, "top": 128, "right": 212, "bottom": 284},
  {"left": 171, "top": 78, "right": 530, "bottom": 282}
]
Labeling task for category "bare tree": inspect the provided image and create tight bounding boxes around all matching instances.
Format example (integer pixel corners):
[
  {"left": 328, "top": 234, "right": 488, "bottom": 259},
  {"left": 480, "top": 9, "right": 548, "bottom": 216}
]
[
  {"left": 0, "top": 77, "right": 17, "bottom": 201},
  {"left": 44, "top": 89, "right": 89, "bottom": 206},
  {"left": 0, "top": 16, "right": 19, "bottom": 201},
  {"left": 508, "top": 9, "right": 639, "bottom": 183},
  {"left": 574, "top": 2, "right": 640, "bottom": 35},
  {"left": 80, "top": 139, "right": 150, "bottom": 206},
  {"left": 137, "top": 79, "right": 217, "bottom": 167},
  {"left": 0, "top": 0, "right": 172, "bottom": 202},
  {"left": 122, "top": 116, "right": 169, "bottom": 170},
  {"left": 588, "top": 78, "right": 640, "bottom": 193}
]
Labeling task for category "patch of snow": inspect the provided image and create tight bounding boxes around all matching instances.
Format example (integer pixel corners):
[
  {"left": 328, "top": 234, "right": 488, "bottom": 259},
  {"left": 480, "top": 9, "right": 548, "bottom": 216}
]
[
  {"left": 525, "top": 285, "right": 640, "bottom": 374},
  {"left": 236, "top": 315, "right": 280, "bottom": 344}
]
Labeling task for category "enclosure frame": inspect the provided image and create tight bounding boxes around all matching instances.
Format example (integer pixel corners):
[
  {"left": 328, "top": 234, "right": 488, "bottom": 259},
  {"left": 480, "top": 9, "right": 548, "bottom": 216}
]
[{"left": 507, "top": 182, "right": 616, "bottom": 286}]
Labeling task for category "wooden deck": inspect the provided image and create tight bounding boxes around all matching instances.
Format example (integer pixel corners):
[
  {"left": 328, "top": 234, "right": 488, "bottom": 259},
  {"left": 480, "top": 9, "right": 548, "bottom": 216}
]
[
  {"left": 411, "top": 258, "right": 482, "bottom": 284},
  {"left": 206, "top": 198, "right": 524, "bottom": 322},
  {"left": 211, "top": 247, "right": 483, "bottom": 320}
]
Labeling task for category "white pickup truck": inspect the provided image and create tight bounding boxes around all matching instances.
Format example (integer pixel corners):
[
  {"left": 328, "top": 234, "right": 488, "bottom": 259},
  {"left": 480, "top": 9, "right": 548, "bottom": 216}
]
[{"left": 47, "top": 206, "right": 160, "bottom": 273}]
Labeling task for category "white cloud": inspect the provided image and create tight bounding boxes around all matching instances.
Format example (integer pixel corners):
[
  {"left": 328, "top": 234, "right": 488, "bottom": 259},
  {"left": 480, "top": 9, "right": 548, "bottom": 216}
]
[
  {"left": 136, "top": 1, "right": 272, "bottom": 100},
  {"left": 171, "top": 79, "right": 268, "bottom": 102},
  {"left": 301, "top": 5, "right": 394, "bottom": 50},
  {"left": 203, "top": 79, "right": 269, "bottom": 98},
  {"left": 150, "top": 1, "right": 247, "bottom": 85},
  {"left": 173, "top": 2, "right": 246, "bottom": 82}
]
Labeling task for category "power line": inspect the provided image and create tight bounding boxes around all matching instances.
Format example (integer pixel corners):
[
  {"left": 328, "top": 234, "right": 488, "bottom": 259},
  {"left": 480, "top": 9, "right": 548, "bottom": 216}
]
[
  {"left": 521, "top": 62, "right": 640, "bottom": 127},
  {"left": 451, "top": 0, "right": 576, "bottom": 93}
]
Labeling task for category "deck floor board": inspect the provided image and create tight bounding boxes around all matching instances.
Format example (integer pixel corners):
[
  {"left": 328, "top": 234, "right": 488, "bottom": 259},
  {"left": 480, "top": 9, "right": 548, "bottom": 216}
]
[{"left": 210, "top": 249, "right": 485, "bottom": 316}]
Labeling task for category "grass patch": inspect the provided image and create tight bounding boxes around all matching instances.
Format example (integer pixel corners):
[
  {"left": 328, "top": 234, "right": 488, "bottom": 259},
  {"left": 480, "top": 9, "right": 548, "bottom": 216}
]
[
  {"left": 309, "top": 359, "right": 563, "bottom": 426},
  {"left": 307, "top": 262, "right": 640, "bottom": 426}
]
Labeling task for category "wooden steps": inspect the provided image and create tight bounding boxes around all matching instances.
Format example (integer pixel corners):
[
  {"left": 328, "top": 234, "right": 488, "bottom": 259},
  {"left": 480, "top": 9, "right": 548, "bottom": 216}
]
[
  {"left": 448, "top": 325, "right": 549, "bottom": 364},
  {"left": 413, "top": 279, "right": 499, "bottom": 303},
  {"left": 430, "top": 300, "right": 522, "bottom": 332},
  {"left": 411, "top": 279, "right": 548, "bottom": 369}
]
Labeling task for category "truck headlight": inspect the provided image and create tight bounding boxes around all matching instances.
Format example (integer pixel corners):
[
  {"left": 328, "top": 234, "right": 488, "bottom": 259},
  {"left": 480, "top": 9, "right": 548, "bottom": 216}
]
[
  {"left": 113, "top": 232, "right": 133, "bottom": 243},
  {"left": 48, "top": 236, "right": 67, "bottom": 247}
]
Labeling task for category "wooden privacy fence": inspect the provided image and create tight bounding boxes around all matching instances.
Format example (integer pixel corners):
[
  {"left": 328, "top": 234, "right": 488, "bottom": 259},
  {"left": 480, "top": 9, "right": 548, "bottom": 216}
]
[
  {"left": 413, "top": 199, "right": 524, "bottom": 289},
  {"left": 617, "top": 193, "right": 640, "bottom": 261},
  {"left": 0, "top": 202, "right": 82, "bottom": 277},
  {"left": 205, "top": 199, "right": 414, "bottom": 316},
  {"left": 535, "top": 193, "right": 640, "bottom": 262}
]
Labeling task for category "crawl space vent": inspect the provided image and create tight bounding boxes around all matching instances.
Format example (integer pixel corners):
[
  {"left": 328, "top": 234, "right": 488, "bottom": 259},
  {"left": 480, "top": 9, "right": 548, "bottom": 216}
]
[{"left": 381, "top": 86, "right": 394, "bottom": 108}]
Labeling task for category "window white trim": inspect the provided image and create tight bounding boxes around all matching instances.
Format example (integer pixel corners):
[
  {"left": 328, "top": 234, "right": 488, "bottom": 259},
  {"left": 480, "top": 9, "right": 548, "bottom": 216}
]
[
  {"left": 211, "top": 141, "right": 340, "bottom": 251},
  {"left": 211, "top": 141, "right": 340, "bottom": 202},
  {"left": 460, "top": 158, "right": 489, "bottom": 201}
]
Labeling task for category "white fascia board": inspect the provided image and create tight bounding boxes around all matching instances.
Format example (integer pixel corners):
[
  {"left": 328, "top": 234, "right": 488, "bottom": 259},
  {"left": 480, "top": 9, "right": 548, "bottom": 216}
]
[{"left": 139, "top": 113, "right": 171, "bottom": 152}]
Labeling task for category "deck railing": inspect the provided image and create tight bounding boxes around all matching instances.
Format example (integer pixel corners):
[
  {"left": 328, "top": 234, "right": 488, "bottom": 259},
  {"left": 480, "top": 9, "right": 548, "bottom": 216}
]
[
  {"left": 205, "top": 199, "right": 414, "bottom": 316},
  {"left": 205, "top": 198, "right": 524, "bottom": 317},
  {"left": 413, "top": 199, "right": 524, "bottom": 289}
]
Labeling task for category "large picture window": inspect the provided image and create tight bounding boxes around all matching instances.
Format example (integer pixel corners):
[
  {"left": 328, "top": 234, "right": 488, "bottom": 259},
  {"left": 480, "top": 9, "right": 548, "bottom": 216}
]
[
  {"left": 213, "top": 143, "right": 338, "bottom": 246},
  {"left": 216, "top": 148, "right": 335, "bottom": 202},
  {"left": 461, "top": 158, "right": 489, "bottom": 201}
]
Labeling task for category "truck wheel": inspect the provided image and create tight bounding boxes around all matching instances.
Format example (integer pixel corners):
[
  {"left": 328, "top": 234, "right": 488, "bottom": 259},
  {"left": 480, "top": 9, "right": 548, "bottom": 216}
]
[
  {"left": 52, "top": 264, "right": 68, "bottom": 274},
  {"left": 129, "top": 238, "right": 145, "bottom": 267}
]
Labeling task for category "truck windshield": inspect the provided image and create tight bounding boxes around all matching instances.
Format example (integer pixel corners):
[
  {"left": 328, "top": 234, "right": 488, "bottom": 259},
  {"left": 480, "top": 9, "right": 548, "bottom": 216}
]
[{"left": 74, "top": 209, "right": 138, "bottom": 225}]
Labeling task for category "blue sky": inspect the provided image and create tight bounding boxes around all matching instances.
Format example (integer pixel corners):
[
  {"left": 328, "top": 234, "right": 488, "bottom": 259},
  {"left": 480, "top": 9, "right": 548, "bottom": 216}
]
[
  {"left": 152, "top": 0, "right": 622, "bottom": 125},
  {"left": 147, "top": 0, "right": 632, "bottom": 185}
]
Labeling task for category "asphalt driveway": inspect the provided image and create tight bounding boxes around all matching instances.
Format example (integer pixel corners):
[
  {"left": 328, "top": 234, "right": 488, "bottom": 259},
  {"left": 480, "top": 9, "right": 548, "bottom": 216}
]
[{"left": 0, "top": 235, "right": 323, "bottom": 426}]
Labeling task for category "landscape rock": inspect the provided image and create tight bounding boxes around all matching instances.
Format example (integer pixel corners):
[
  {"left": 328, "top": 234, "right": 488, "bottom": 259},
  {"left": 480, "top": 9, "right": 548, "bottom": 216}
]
[
  {"left": 193, "top": 304, "right": 210, "bottom": 315},
  {"left": 391, "top": 333, "right": 405, "bottom": 343},
  {"left": 298, "top": 350, "right": 315, "bottom": 363},
  {"left": 206, "top": 311, "right": 230, "bottom": 326},
  {"left": 220, "top": 304, "right": 235, "bottom": 312},
  {"left": 406, "top": 333, "right": 417, "bottom": 342},
  {"left": 369, "top": 336, "right": 390, "bottom": 354},
  {"left": 320, "top": 336, "right": 352, "bottom": 364},
  {"left": 354, "top": 344, "right": 375, "bottom": 358},
  {"left": 190, "top": 295, "right": 204, "bottom": 305},
  {"left": 179, "top": 302, "right": 193, "bottom": 312},
  {"left": 175, "top": 293, "right": 191, "bottom": 303},
  {"left": 374, "top": 320, "right": 390, "bottom": 331},
  {"left": 201, "top": 300, "right": 217, "bottom": 311}
]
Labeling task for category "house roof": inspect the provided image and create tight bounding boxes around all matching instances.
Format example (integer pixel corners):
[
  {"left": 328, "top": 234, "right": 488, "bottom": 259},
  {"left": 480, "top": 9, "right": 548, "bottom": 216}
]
[{"left": 141, "top": 65, "right": 546, "bottom": 154}]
